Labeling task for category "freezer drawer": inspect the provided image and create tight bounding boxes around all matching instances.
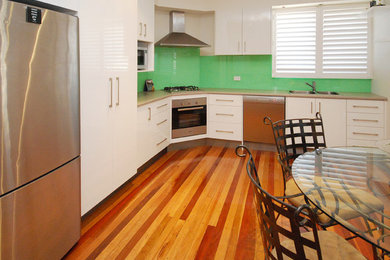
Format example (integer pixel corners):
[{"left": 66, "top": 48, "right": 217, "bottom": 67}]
[{"left": 0, "top": 157, "right": 80, "bottom": 260}]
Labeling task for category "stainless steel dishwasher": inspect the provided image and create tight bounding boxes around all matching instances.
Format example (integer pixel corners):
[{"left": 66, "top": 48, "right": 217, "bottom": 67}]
[{"left": 243, "top": 96, "right": 285, "bottom": 143}]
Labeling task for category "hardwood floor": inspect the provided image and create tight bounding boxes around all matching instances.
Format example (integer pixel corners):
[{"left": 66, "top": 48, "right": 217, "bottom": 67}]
[{"left": 65, "top": 145, "right": 375, "bottom": 259}]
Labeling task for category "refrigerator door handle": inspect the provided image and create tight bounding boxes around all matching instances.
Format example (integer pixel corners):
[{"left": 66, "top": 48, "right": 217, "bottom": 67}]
[
  {"left": 109, "top": 78, "right": 113, "bottom": 108},
  {"left": 116, "top": 77, "right": 120, "bottom": 106}
]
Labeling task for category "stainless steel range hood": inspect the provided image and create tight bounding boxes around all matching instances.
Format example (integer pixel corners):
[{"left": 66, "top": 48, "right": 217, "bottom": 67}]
[{"left": 155, "top": 11, "right": 210, "bottom": 47}]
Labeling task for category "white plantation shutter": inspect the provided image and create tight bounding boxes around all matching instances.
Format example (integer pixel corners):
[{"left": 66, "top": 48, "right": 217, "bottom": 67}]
[
  {"left": 322, "top": 5, "right": 370, "bottom": 76},
  {"left": 274, "top": 9, "right": 317, "bottom": 75},
  {"left": 272, "top": 2, "right": 371, "bottom": 79}
]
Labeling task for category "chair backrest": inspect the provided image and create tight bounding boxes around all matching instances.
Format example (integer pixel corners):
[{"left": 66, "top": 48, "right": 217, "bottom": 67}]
[
  {"left": 264, "top": 113, "right": 326, "bottom": 180},
  {"left": 235, "top": 145, "right": 323, "bottom": 260}
]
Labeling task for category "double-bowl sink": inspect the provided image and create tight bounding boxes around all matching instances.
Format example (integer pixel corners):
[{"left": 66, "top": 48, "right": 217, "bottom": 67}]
[{"left": 289, "top": 90, "right": 339, "bottom": 95}]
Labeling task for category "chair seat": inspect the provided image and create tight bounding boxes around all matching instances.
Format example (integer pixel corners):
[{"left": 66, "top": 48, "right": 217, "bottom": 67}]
[
  {"left": 272, "top": 230, "right": 366, "bottom": 259},
  {"left": 286, "top": 178, "right": 384, "bottom": 225}
]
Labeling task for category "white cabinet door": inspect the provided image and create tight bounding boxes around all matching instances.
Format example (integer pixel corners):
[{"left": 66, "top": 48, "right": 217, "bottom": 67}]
[
  {"left": 112, "top": 0, "right": 137, "bottom": 190},
  {"left": 214, "top": 7, "right": 243, "bottom": 55},
  {"left": 137, "top": 105, "right": 154, "bottom": 168},
  {"left": 285, "top": 97, "right": 315, "bottom": 119},
  {"left": 285, "top": 97, "right": 347, "bottom": 147},
  {"left": 242, "top": 0, "right": 271, "bottom": 54},
  {"left": 316, "top": 98, "right": 347, "bottom": 147},
  {"left": 79, "top": 0, "right": 114, "bottom": 215},
  {"left": 214, "top": 0, "right": 272, "bottom": 55},
  {"left": 138, "top": 0, "right": 155, "bottom": 42},
  {"left": 80, "top": 0, "right": 137, "bottom": 215}
]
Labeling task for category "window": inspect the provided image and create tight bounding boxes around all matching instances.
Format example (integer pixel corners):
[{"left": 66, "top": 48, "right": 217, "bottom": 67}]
[{"left": 272, "top": 2, "right": 371, "bottom": 79}]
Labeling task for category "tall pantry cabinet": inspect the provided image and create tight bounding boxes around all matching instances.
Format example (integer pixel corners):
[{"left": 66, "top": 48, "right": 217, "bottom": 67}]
[{"left": 79, "top": 0, "right": 138, "bottom": 215}]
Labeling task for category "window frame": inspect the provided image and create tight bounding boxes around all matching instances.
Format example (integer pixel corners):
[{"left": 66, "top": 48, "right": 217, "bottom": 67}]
[{"left": 272, "top": 2, "right": 372, "bottom": 79}]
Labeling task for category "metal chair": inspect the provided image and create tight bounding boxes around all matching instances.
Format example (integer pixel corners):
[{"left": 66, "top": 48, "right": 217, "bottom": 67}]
[
  {"left": 235, "top": 145, "right": 365, "bottom": 260},
  {"left": 264, "top": 113, "right": 384, "bottom": 228}
]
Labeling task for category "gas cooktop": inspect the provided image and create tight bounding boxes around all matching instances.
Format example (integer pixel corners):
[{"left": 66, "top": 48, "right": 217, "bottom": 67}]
[{"left": 164, "top": 86, "right": 200, "bottom": 92}]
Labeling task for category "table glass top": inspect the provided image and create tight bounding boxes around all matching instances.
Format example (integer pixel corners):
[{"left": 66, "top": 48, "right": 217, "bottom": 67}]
[{"left": 292, "top": 146, "right": 390, "bottom": 252}]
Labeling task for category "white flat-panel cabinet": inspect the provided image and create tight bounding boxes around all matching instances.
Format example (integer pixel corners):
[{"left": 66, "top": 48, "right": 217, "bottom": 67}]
[
  {"left": 137, "top": 98, "right": 171, "bottom": 168},
  {"left": 242, "top": 0, "right": 271, "bottom": 55},
  {"left": 214, "top": 6, "right": 243, "bottom": 55},
  {"left": 285, "top": 97, "right": 347, "bottom": 147},
  {"left": 138, "top": 0, "right": 154, "bottom": 42},
  {"left": 316, "top": 98, "right": 347, "bottom": 147},
  {"left": 214, "top": 0, "right": 271, "bottom": 55},
  {"left": 79, "top": 0, "right": 137, "bottom": 215},
  {"left": 285, "top": 97, "right": 315, "bottom": 119},
  {"left": 208, "top": 95, "right": 243, "bottom": 141}
]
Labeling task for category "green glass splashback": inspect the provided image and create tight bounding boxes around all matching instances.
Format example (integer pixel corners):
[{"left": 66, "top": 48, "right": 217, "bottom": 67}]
[
  {"left": 138, "top": 47, "right": 371, "bottom": 93},
  {"left": 138, "top": 47, "right": 200, "bottom": 91}
]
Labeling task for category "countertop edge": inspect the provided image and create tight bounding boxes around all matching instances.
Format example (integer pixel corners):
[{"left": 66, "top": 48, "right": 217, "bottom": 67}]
[{"left": 137, "top": 89, "right": 388, "bottom": 107}]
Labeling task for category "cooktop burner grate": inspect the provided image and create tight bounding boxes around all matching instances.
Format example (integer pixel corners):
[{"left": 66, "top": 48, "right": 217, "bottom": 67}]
[{"left": 164, "top": 86, "right": 200, "bottom": 92}]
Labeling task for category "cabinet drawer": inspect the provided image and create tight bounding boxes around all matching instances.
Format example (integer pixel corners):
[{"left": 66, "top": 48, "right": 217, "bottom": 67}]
[
  {"left": 347, "top": 126, "right": 384, "bottom": 140},
  {"left": 152, "top": 98, "right": 170, "bottom": 115},
  {"left": 209, "top": 105, "right": 242, "bottom": 124},
  {"left": 155, "top": 118, "right": 170, "bottom": 138},
  {"left": 347, "top": 112, "right": 384, "bottom": 127},
  {"left": 209, "top": 122, "right": 242, "bottom": 141},
  {"left": 347, "top": 139, "right": 378, "bottom": 147},
  {"left": 347, "top": 100, "right": 384, "bottom": 114},
  {"left": 209, "top": 95, "right": 243, "bottom": 107}
]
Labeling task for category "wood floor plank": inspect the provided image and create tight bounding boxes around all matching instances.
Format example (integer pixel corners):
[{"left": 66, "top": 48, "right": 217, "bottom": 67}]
[
  {"left": 99, "top": 146, "right": 212, "bottom": 259},
  {"left": 64, "top": 145, "right": 372, "bottom": 260}
]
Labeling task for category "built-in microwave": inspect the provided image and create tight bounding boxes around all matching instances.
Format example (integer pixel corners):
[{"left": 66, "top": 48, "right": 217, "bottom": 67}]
[{"left": 138, "top": 46, "right": 148, "bottom": 70}]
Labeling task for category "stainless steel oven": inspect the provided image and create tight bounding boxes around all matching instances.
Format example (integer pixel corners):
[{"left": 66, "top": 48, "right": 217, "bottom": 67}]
[{"left": 172, "top": 97, "right": 207, "bottom": 138}]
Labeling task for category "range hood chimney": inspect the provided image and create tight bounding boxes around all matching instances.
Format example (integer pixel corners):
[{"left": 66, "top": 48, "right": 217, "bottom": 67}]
[{"left": 155, "top": 11, "right": 210, "bottom": 48}]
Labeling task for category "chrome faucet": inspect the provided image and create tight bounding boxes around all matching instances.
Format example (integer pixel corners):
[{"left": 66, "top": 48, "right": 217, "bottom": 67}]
[{"left": 306, "top": 81, "right": 316, "bottom": 92}]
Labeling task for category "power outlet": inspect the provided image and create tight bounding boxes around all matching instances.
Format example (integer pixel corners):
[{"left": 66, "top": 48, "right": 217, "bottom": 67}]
[{"left": 234, "top": 76, "right": 241, "bottom": 81}]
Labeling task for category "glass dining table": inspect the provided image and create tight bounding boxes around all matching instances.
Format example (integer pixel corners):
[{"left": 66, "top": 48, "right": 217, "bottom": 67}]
[{"left": 292, "top": 146, "right": 390, "bottom": 253}]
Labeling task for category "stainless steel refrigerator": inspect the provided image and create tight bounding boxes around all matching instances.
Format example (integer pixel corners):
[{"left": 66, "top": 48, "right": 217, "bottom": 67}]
[{"left": 0, "top": 1, "right": 80, "bottom": 259}]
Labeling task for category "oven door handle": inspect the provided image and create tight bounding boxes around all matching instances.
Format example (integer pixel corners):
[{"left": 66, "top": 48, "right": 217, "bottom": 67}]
[{"left": 177, "top": 106, "right": 204, "bottom": 112}]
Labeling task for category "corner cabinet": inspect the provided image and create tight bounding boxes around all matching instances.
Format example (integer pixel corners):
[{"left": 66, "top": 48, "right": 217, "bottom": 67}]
[
  {"left": 214, "top": 0, "right": 271, "bottom": 55},
  {"left": 285, "top": 97, "right": 347, "bottom": 147},
  {"left": 138, "top": 0, "right": 155, "bottom": 42},
  {"left": 79, "top": 0, "right": 137, "bottom": 215},
  {"left": 137, "top": 98, "right": 171, "bottom": 168}
]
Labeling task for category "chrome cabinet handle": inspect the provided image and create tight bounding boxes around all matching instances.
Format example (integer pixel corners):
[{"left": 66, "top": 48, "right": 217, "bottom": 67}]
[
  {"left": 352, "top": 105, "right": 379, "bottom": 109},
  {"left": 216, "top": 99, "right": 234, "bottom": 102},
  {"left": 139, "top": 22, "right": 142, "bottom": 36},
  {"left": 216, "top": 130, "right": 234, "bottom": 134},
  {"left": 144, "top": 24, "right": 147, "bottom": 37},
  {"left": 157, "top": 103, "right": 168, "bottom": 109},
  {"left": 116, "top": 77, "right": 119, "bottom": 106},
  {"left": 177, "top": 106, "right": 204, "bottom": 112},
  {"left": 238, "top": 41, "right": 240, "bottom": 52},
  {"left": 353, "top": 119, "right": 379, "bottom": 123},
  {"left": 216, "top": 113, "right": 234, "bottom": 116},
  {"left": 157, "top": 119, "right": 167, "bottom": 126},
  {"left": 148, "top": 107, "right": 151, "bottom": 121},
  {"left": 352, "top": 132, "right": 379, "bottom": 136},
  {"left": 109, "top": 78, "right": 113, "bottom": 108},
  {"left": 244, "top": 41, "right": 247, "bottom": 53},
  {"left": 156, "top": 137, "right": 167, "bottom": 146},
  {"left": 310, "top": 102, "right": 313, "bottom": 114}
]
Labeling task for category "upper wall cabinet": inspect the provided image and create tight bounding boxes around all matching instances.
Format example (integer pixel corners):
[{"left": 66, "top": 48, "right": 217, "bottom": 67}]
[
  {"left": 138, "top": 0, "right": 155, "bottom": 42},
  {"left": 214, "top": 0, "right": 271, "bottom": 55}
]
